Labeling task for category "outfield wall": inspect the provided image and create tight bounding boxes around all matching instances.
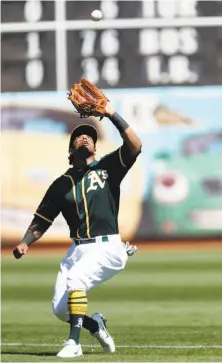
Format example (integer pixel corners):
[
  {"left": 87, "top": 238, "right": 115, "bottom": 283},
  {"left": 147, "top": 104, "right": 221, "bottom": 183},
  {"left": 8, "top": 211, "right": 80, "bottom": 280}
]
[{"left": 2, "top": 86, "right": 222, "bottom": 245}]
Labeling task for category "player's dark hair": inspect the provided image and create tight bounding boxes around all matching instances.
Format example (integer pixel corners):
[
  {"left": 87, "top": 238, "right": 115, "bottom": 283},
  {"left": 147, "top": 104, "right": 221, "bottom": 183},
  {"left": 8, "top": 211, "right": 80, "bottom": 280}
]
[
  {"left": 68, "top": 151, "right": 74, "bottom": 165},
  {"left": 68, "top": 132, "right": 75, "bottom": 165}
]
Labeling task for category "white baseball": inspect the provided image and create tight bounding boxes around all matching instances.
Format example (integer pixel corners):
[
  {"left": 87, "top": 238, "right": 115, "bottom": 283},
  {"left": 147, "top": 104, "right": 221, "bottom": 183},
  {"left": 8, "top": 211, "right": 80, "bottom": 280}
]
[{"left": 91, "top": 9, "right": 103, "bottom": 21}]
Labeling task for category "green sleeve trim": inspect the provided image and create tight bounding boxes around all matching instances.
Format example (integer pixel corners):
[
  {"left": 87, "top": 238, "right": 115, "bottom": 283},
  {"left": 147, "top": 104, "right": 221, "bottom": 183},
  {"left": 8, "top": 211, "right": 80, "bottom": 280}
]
[
  {"left": 34, "top": 212, "right": 52, "bottom": 224},
  {"left": 119, "top": 147, "right": 127, "bottom": 168}
]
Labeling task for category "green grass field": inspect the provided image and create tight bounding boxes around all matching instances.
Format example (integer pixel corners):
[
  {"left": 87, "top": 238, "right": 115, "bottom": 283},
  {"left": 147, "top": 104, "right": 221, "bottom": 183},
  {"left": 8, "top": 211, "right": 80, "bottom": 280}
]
[{"left": 1, "top": 247, "right": 222, "bottom": 362}]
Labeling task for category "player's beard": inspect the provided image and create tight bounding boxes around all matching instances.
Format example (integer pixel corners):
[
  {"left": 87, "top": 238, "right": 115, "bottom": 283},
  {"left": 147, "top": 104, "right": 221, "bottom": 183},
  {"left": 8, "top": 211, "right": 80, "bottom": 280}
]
[{"left": 73, "top": 145, "right": 93, "bottom": 170}]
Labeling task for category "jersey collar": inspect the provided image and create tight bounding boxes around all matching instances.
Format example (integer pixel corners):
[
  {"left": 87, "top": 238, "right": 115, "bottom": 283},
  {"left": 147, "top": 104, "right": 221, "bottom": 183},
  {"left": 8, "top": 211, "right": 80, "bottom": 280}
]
[{"left": 67, "top": 160, "right": 98, "bottom": 175}]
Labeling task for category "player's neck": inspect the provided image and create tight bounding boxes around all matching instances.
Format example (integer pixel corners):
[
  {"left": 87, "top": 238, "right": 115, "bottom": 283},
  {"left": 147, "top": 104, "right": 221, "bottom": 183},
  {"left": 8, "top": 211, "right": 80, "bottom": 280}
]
[
  {"left": 73, "top": 155, "right": 95, "bottom": 171},
  {"left": 86, "top": 155, "right": 95, "bottom": 165}
]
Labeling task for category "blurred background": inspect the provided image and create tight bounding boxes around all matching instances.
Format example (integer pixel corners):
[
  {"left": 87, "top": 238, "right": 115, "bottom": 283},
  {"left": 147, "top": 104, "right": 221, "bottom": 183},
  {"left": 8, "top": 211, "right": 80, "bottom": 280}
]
[
  {"left": 1, "top": 0, "right": 222, "bottom": 245},
  {"left": 1, "top": 2, "right": 222, "bottom": 362}
]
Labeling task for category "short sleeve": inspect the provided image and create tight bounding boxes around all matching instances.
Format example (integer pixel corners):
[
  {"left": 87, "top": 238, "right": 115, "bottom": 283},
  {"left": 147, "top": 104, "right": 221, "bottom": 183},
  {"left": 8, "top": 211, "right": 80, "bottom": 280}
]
[
  {"left": 99, "top": 143, "right": 138, "bottom": 185},
  {"left": 34, "top": 178, "right": 63, "bottom": 224}
]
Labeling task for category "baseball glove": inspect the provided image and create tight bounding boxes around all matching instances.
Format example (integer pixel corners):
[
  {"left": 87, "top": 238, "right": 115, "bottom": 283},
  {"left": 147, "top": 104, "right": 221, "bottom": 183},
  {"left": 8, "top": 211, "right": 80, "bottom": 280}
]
[{"left": 68, "top": 78, "right": 109, "bottom": 119}]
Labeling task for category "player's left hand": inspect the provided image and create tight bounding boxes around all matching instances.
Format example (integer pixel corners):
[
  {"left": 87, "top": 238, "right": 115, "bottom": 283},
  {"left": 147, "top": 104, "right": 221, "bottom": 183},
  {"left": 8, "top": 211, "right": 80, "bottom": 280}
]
[
  {"left": 104, "top": 101, "right": 116, "bottom": 117},
  {"left": 68, "top": 78, "right": 110, "bottom": 119}
]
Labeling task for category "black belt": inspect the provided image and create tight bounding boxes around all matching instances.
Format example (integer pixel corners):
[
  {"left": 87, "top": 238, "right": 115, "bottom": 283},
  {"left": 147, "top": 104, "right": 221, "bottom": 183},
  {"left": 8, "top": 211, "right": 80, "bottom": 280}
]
[{"left": 74, "top": 236, "right": 109, "bottom": 246}]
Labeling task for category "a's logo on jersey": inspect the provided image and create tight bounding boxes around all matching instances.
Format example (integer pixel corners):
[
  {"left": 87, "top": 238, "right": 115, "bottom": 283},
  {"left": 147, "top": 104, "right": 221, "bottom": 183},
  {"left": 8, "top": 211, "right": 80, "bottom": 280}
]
[{"left": 87, "top": 170, "right": 108, "bottom": 193}]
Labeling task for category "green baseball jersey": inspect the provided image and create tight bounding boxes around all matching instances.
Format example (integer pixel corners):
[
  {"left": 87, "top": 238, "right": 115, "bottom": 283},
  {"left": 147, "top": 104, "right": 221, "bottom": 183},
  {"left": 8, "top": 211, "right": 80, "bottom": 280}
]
[{"left": 35, "top": 145, "right": 137, "bottom": 238}]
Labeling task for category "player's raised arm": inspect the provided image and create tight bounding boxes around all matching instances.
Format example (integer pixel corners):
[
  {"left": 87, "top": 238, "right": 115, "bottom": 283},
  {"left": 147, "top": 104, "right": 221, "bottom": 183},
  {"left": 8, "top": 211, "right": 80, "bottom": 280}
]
[
  {"left": 68, "top": 78, "right": 142, "bottom": 157},
  {"left": 105, "top": 102, "right": 142, "bottom": 157}
]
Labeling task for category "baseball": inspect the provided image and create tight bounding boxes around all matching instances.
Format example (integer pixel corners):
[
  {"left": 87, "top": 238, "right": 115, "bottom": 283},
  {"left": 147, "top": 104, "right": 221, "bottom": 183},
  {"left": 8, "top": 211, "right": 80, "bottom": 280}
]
[{"left": 91, "top": 9, "right": 103, "bottom": 21}]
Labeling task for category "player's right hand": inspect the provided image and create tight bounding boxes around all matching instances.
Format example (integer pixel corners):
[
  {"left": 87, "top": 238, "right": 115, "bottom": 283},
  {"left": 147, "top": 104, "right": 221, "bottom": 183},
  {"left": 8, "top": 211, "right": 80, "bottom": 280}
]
[
  {"left": 123, "top": 241, "right": 138, "bottom": 257},
  {"left": 13, "top": 243, "right": 29, "bottom": 259}
]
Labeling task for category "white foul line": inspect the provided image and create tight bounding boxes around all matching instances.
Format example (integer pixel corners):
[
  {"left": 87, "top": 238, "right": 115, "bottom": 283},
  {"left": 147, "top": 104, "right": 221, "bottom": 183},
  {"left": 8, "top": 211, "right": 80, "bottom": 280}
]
[{"left": 1, "top": 343, "right": 222, "bottom": 349}]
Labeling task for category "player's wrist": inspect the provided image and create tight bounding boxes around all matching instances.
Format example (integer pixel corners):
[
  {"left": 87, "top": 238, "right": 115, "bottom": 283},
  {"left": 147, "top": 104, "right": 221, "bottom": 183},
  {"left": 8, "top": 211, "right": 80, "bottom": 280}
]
[
  {"left": 106, "top": 110, "right": 115, "bottom": 117},
  {"left": 105, "top": 102, "right": 116, "bottom": 116},
  {"left": 108, "top": 112, "right": 129, "bottom": 134},
  {"left": 21, "top": 230, "right": 38, "bottom": 246}
]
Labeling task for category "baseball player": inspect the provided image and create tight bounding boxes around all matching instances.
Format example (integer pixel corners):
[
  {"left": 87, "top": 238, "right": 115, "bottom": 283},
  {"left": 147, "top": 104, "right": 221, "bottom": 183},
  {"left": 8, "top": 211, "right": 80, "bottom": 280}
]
[{"left": 13, "top": 79, "right": 142, "bottom": 358}]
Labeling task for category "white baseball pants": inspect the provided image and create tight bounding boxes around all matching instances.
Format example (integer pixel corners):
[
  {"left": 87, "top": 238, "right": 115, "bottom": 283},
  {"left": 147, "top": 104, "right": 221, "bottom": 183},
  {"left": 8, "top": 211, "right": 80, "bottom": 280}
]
[{"left": 52, "top": 234, "right": 128, "bottom": 322}]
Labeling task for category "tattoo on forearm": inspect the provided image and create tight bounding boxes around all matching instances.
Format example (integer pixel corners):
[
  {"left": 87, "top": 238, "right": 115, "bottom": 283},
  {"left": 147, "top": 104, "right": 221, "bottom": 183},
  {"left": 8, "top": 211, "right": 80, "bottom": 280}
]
[
  {"left": 22, "top": 230, "right": 40, "bottom": 246},
  {"left": 29, "top": 223, "right": 39, "bottom": 232},
  {"left": 21, "top": 217, "right": 49, "bottom": 246}
]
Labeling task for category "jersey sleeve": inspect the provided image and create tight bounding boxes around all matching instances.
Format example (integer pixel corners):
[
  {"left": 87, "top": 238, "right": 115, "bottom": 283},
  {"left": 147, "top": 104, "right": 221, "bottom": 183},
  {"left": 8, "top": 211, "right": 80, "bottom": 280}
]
[
  {"left": 34, "top": 177, "right": 63, "bottom": 225},
  {"left": 100, "top": 143, "right": 138, "bottom": 185}
]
